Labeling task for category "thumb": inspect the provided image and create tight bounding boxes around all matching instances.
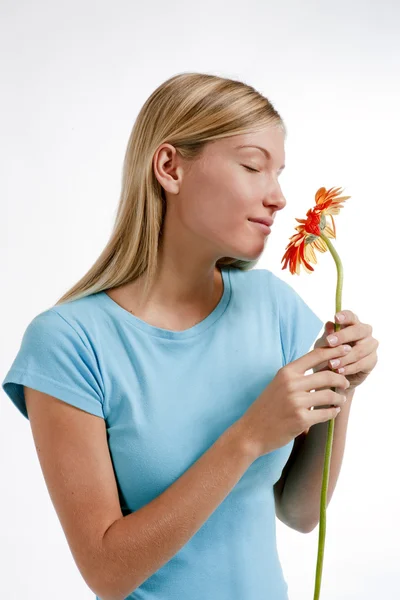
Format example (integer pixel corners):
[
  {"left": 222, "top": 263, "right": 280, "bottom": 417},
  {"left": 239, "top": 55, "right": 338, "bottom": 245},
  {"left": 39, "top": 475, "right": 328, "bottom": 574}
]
[{"left": 325, "top": 321, "right": 336, "bottom": 334}]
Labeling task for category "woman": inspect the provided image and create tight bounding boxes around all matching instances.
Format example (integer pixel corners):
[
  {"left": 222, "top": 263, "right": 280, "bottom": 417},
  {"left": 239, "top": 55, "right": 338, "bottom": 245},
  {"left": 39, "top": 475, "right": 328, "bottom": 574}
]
[{"left": 3, "top": 72, "right": 350, "bottom": 600}]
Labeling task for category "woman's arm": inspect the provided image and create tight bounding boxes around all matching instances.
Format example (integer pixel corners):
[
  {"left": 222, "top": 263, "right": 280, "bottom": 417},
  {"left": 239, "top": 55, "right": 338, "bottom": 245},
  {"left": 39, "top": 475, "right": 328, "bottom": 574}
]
[
  {"left": 278, "top": 386, "right": 355, "bottom": 533},
  {"left": 24, "top": 385, "right": 259, "bottom": 600},
  {"left": 100, "top": 421, "right": 257, "bottom": 599}
]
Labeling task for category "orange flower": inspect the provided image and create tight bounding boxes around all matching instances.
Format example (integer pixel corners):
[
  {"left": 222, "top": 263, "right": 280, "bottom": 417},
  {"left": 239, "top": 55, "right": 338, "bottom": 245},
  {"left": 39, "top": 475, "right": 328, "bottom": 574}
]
[
  {"left": 281, "top": 186, "right": 351, "bottom": 275},
  {"left": 280, "top": 183, "right": 352, "bottom": 599}
]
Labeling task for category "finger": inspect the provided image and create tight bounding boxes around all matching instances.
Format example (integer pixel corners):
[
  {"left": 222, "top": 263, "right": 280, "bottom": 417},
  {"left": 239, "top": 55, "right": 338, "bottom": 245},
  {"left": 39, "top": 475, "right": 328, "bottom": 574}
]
[
  {"left": 308, "top": 389, "right": 348, "bottom": 409},
  {"left": 327, "top": 318, "right": 348, "bottom": 330},
  {"left": 325, "top": 321, "right": 342, "bottom": 342},
  {"left": 313, "top": 343, "right": 352, "bottom": 373},
  {"left": 327, "top": 323, "right": 368, "bottom": 348},
  {"left": 307, "top": 404, "right": 342, "bottom": 425},
  {"left": 302, "top": 370, "right": 350, "bottom": 392},
  {"left": 291, "top": 345, "right": 352, "bottom": 374},
  {"left": 335, "top": 310, "right": 358, "bottom": 324},
  {"left": 329, "top": 336, "right": 377, "bottom": 371},
  {"left": 332, "top": 352, "right": 377, "bottom": 376},
  {"left": 314, "top": 321, "right": 341, "bottom": 350}
]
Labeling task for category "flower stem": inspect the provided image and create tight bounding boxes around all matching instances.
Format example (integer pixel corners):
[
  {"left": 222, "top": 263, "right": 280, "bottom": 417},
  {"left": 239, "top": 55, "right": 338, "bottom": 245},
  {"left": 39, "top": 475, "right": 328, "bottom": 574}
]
[{"left": 312, "top": 231, "right": 344, "bottom": 600}]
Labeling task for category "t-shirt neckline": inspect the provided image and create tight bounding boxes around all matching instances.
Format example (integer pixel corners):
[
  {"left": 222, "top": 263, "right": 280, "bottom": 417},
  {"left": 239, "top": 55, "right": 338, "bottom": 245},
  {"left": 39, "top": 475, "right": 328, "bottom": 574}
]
[{"left": 97, "top": 267, "right": 232, "bottom": 339}]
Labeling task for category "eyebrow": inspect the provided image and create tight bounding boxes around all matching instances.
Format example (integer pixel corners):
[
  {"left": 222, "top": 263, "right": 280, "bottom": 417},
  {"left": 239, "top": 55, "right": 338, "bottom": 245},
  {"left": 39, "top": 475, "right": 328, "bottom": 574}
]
[{"left": 234, "top": 144, "right": 285, "bottom": 171}]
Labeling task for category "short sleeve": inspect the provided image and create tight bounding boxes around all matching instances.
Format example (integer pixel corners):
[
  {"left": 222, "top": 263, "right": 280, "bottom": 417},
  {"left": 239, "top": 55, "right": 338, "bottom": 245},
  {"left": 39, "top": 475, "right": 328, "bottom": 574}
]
[
  {"left": 2, "top": 309, "right": 105, "bottom": 420},
  {"left": 272, "top": 274, "right": 324, "bottom": 366}
]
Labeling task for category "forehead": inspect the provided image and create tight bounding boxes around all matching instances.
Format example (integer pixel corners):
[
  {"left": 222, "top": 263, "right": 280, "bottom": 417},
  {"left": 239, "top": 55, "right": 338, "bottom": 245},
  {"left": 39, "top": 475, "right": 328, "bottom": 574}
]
[
  {"left": 232, "top": 127, "right": 285, "bottom": 150},
  {"left": 203, "top": 128, "right": 285, "bottom": 167},
  {"left": 227, "top": 129, "right": 285, "bottom": 167}
]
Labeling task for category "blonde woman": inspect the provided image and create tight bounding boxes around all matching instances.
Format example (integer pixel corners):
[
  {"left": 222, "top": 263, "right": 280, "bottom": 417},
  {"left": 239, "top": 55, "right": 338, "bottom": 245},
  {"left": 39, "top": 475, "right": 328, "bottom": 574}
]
[{"left": 2, "top": 72, "right": 351, "bottom": 600}]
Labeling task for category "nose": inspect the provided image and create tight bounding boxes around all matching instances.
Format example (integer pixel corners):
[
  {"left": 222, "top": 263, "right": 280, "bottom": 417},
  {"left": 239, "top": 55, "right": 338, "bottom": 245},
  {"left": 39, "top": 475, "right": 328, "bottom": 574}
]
[{"left": 262, "top": 180, "right": 287, "bottom": 214}]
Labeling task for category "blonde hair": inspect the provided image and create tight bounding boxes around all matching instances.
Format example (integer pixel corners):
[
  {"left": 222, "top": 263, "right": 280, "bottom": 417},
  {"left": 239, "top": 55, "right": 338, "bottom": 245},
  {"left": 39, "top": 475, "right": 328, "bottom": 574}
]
[{"left": 55, "top": 72, "right": 286, "bottom": 306}]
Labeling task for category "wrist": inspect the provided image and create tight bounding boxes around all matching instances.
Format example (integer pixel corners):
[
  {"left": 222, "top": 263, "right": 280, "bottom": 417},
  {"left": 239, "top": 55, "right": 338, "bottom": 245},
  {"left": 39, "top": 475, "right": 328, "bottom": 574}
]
[{"left": 227, "top": 417, "right": 262, "bottom": 463}]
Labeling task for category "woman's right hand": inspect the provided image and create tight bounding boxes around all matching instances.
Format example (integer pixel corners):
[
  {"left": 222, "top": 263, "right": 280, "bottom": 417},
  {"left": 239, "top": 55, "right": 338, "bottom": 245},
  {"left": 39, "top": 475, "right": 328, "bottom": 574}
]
[{"left": 238, "top": 344, "right": 352, "bottom": 459}]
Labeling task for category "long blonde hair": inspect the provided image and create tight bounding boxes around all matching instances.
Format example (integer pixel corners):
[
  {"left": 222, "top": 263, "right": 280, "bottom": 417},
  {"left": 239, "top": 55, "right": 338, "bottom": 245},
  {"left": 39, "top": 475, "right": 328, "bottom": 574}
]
[{"left": 55, "top": 72, "right": 286, "bottom": 306}]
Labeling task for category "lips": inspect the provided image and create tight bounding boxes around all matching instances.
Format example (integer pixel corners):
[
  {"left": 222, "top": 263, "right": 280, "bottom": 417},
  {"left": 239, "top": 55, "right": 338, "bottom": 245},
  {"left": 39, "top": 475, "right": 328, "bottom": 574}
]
[{"left": 248, "top": 217, "right": 274, "bottom": 227}]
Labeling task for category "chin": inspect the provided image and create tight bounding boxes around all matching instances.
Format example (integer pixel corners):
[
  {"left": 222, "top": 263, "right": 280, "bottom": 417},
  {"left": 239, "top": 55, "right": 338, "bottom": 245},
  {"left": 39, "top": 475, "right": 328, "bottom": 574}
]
[
  {"left": 231, "top": 245, "right": 265, "bottom": 262},
  {"left": 219, "top": 233, "right": 267, "bottom": 262},
  {"left": 248, "top": 237, "right": 268, "bottom": 257}
]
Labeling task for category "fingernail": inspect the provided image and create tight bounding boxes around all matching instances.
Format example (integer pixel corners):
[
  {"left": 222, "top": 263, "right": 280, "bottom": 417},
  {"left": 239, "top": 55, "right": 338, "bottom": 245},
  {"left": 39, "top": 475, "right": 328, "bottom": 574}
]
[
  {"left": 343, "top": 345, "right": 352, "bottom": 352},
  {"left": 327, "top": 335, "right": 338, "bottom": 345},
  {"left": 336, "top": 313, "right": 345, "bottom": 322}
]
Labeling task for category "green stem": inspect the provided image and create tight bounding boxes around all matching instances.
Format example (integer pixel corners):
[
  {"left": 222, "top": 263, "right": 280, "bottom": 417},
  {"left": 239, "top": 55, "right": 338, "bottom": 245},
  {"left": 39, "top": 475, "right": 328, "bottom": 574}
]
[{"left": 312, "top": 231, "right": 344, "bottom": 600}]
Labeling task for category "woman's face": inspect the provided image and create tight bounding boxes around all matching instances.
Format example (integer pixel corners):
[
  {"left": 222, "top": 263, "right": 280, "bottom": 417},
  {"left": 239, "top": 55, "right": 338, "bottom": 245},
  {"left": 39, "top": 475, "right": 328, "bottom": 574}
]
[{"left": 156, "top": 125, "right": 287, "bottom": 263}]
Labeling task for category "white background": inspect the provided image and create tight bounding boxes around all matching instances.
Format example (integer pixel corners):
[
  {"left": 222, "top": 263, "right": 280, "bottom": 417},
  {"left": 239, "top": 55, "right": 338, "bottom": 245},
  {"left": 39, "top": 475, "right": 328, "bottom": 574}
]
[{"left": 1, "top": 0, "right": 398, "bottom": 598}]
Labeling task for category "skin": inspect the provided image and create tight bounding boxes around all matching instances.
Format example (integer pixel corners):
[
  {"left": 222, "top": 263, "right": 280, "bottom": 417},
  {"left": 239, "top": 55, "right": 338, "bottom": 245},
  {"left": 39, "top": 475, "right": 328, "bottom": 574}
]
[
  {"left": 107, "top": 127, "right": 380, "bottom": 389},
  {"left": 313, "top": 311, "right": 379, "bottom": 391},
  {"left": 107, "top": 126, "right": 287, "bottom": 329}
]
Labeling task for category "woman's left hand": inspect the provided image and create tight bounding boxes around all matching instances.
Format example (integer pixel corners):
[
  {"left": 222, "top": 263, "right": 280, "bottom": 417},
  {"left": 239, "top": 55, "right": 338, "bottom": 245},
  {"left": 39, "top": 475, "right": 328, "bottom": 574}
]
[{"left": 312, "top": 310, "right": 379, "bottom": 391}]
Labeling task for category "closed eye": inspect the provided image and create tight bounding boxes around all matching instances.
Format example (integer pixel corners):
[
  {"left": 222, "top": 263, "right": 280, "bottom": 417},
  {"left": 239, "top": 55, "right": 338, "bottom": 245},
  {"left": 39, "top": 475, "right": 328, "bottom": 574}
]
[{"left": 242, "top": 165, "right": 260, "bottom": 173}]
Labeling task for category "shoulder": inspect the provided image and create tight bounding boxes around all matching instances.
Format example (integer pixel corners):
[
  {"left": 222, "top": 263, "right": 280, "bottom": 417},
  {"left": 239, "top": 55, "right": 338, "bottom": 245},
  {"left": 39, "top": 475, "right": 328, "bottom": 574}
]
[
  {"left": 23, "top": 307, "right": 88, "bottom": 350},
  {"left": 228, "top": 266, "right": 297, "bottom": 304},
  {"left": 227, "top": 266, "right": 274, "bottom": 294},
  {"left": 3, "top": 300, "right": 106, "bottom": 421},
  {"left": 267, "top": 273, "right": 324, "bottom": 365},
  {"left": 29, "top": 293, "right": 106, "bottom": 346},
  {"left": 229, "top": 266, "right": 290, "bottom": 290},
  {"left": 263, "top": 269, "right": 298, "bottom": 299},
  {"left": 14, "top": 294, "right": 106, "bottom": 380}
]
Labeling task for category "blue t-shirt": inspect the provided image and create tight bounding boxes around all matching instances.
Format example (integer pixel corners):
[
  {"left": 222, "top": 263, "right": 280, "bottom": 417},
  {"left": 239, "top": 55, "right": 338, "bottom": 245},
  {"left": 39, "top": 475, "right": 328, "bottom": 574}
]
[{"left": 2, "top": 266, "right": 323, "bottom": 600}]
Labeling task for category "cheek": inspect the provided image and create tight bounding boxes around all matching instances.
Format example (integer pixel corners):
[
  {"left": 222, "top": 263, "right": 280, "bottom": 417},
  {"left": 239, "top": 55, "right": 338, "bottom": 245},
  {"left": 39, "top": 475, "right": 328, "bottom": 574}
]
[
  {"left": 181, "top": 164, "right": 253, "bottom": 236},
  {"left": 212, "top": 176, "right": 252, "bottom": 224},
  {"left": 202, "top": 198, "right": 247, "bottom": 239}
]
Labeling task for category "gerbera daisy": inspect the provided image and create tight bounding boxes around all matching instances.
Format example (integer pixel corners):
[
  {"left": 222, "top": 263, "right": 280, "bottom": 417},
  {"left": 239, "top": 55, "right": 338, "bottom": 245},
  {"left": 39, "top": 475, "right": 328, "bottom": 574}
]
[{"left": 281, "top": 186, "right": 351, "bottom": 275}]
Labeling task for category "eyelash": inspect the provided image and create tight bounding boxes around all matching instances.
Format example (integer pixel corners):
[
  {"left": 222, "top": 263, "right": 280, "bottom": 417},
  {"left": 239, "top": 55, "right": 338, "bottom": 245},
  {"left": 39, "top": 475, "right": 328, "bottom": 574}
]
[
  {"left": 242, "top": 164, "right": 284, "bottom": 178},
  {"left": 242, "top": 165, "right": 260, "bottom": 173}
]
